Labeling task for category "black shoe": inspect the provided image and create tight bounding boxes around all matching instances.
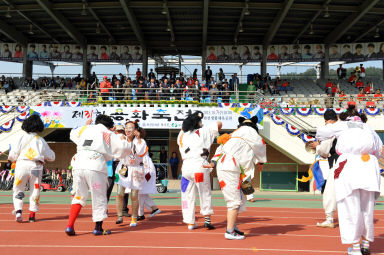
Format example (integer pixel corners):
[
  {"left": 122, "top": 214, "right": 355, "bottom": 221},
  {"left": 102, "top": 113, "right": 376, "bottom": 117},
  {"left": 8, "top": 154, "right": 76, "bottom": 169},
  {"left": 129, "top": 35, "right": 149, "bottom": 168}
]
[
  {"left": 65, "top": 227, "right": 76, "bottom": 236},
  {"left": 234, "top": 228, "right": 244, "bottom": 236},
  {"left": 361, "top": 248, "right": 370, "bottom": 255},
  {"left": 29, "top": 217, "right": 35, "bottom": 222},
  {"left": 137, "top": 215, "right": 145, "bottom": 221},
  {"left": 204, "top": 223, "right": 215, "bottom": 230},
  {"left": 115, "top": 217, "right": 123, "bottom": 224},
  {"left": 122, "top": 211, "right": 131, "bottom": 217}
]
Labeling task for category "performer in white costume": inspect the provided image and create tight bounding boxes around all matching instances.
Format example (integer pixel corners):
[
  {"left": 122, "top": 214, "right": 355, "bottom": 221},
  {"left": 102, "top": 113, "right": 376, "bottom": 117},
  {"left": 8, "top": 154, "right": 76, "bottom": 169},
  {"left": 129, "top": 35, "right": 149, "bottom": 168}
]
[
  {"left": 177, "top": 111, "right": 222, "bottom": 230},
  {"left": 65, "top": 115, "right": 131, "bottom": 236},
  {"left": 206, "top": 116, "right": 266, "bottom": 240},
  {"left": 9, "top": 115, "right": 55, "bottom": 223},
  {"left": 137, "top": 153, "right": 161, "bottom": 220},
  {"left": 115, "top": 120, "right": 147, "bottom": 227},
  {"left": 316, "top": 106, "right": 382, "bottom": 255},
  {"left": 308, "top": 109, "right": 338, "bottom": 228}
]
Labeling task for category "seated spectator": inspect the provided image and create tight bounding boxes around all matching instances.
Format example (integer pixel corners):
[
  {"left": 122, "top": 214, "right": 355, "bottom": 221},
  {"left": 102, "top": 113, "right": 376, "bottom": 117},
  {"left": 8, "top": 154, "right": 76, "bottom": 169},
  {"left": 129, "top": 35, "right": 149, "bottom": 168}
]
[
  {"left": 3, "top": 80, "right": 9, "bottom": 94},
  {"left": 347, "top": 97, "right": 356, "bottom": 107},
  {"left": 147, "top": 77, "right": 157, "bottom": 100},
  {"left": 355, "top": 78, "right": 364, "bottom": 89},
  {"left": 357, "top": 89, "right": 365, "bottom": 102},
  {"left": 280, "top": 79, "right": 289, "bottom": 93},
  {"left": 136, "top": 68, "right": 142, "bottom": 81},
  {"left": 364, "top": 82, "right": 373, "bottom": 94},
  {"left": 200, "top": 83, "right": 209, "bottom": 99},
  {"left": 338, "top": 90, "right": 347, "bottom": 103},
  {"left": 325, "top": 79, "right": 333, "bottom": 93},
  {"left": 124, "top": 78, "right": 133, "bottom": 100},
  {"left": 66, "top": 79, "right": 72, "bottom": 89},
  {"left": 87, "top": 91, "right": 97, "bottom": 102},
  {"left": 209, "top": 83, "right": 219, "bottom": 102},
  {"left": 348, "top": 72, "right": 357, "bottom": 85},
  {"left": 32, "top": 80, "right": 39, "bottom": 91},
  {"left": 136, "top": 79, "right": 146, "bottom": 100},
  {"left": 331, "top": 83, "right": 339, "bottom": 96},
  {"left": 373, "top": 89, "right": 383, "bottom": 101},
  {"left": 17, "top": 95, "right": 25, "bottom": 104},
  {"left": 325, "top": 93, "right": 333, "bottom": 108},
  {"left": 221, "top": 83, "right": 231, "bottom": 103}
]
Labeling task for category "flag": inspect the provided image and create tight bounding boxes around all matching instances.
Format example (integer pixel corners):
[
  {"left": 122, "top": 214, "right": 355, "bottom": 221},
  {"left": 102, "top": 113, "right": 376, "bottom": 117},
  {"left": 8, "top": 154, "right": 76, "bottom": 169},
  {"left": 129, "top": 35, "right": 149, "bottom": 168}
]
[{"left": 312, "top": 161, "right": 325, "bottom": 190}]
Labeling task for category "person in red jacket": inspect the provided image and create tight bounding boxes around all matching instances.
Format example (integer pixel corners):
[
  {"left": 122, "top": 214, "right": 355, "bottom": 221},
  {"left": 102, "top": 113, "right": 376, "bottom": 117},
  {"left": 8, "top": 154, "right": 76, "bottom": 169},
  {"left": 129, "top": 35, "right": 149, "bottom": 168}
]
[
  {"left": 357, "top": 89, "right": 365, "bottom": 102},
  {"left": 364, "top": 82, "right": 373, "bottom": 94},
  {"left": 355, "top": 78, "right": 364, "bottom": 89},
  {"left": 100, "top": 76, "right": 112, "bottom": 100},
  {"left": 373, "top": 89, "right": 383, "bottom": 101}
]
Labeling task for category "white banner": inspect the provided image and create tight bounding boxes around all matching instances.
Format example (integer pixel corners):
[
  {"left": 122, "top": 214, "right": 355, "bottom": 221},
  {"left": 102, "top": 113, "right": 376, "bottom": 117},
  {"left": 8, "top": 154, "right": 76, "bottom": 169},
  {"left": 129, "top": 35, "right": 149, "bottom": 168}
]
[{"left": 30, "top": 106, "right": 258, "bottom": 130}]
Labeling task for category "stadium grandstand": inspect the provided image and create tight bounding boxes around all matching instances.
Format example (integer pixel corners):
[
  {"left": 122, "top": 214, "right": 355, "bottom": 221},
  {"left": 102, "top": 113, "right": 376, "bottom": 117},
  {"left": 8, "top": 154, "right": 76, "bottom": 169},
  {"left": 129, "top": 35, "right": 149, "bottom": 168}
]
[{"left": 1, "top": 0, "right": 384, "bottom": 187}]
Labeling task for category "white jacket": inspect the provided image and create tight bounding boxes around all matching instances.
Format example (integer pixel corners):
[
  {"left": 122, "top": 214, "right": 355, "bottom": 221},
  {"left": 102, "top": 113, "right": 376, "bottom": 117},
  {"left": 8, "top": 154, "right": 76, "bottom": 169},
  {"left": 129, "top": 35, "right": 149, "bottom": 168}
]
[
  {"left": 212, "top": 126, "right": 267, "bottom": 180},
  {"left": 8, "top": 131, "right": 55, "bottom": 170},
  {"left": 70, "top": 124, "right": 131, "bottom": 174}
]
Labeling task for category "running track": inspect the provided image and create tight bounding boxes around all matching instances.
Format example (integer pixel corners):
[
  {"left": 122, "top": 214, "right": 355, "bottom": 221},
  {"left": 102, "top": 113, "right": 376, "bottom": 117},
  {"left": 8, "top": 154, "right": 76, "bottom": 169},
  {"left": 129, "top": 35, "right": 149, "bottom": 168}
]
[{"left": 1, "top": 196, "right": 384, "bottom": 255}]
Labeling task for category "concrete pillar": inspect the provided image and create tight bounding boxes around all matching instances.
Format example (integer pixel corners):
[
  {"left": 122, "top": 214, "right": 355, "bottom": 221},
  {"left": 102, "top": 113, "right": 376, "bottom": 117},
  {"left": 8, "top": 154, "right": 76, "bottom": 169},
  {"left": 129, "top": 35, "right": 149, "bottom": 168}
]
[
  {"left": 201, "top": 48, "right": 207, "bottom": 79},
  {"left": 142, "top": 47, "right": 148, "bottom": 77},
  {"left": 261, "top": 48, "right": 267, "bottom": 77},
  {"left": 125, "top": 64, "right": 130, "bottom": 76},
  {"left": 22, "top": 46, "right": 33, "bottom": 79},
  {"left": 320, "top": 44, "right": 330, "bottom": 80},
  {"left": 178, "top": 54, "right": 182, "bottom": 76},
  {"left": 277, "top": 64, "right": 281, "bottom": 78},
  {"left": 49, "top": 64, "right": 56, "bottom": 78},
  {"left": 82, "top": 47, "right": 91, "bottom": 79},
  {"left": 382, "top": 60, "right": 384, "bottom": 80}
]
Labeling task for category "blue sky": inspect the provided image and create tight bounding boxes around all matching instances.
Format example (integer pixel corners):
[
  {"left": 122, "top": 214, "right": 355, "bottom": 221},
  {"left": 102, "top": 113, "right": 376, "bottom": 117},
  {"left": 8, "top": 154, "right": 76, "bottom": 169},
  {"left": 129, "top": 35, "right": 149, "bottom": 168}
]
[{"left": 0, "top": 57, "right": 382, "bottom": 80}]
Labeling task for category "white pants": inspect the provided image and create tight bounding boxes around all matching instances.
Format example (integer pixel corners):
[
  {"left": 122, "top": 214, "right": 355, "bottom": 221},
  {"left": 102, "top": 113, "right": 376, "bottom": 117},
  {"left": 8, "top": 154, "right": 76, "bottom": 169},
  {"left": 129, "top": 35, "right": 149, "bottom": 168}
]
[
  {"left": 217, "top": 169, "right": 246, "bottom": 213},
  {"left": 71, "top": 169, "right": 108, "bottom": 222},
  {"left": 323, "top": 168, "right": 337, "bottom": 219},
  {"left": 138, "top": 194, "right": 156, "bottom": 216},
  {"left": 337, "top": 189, "right": 375, "bottom": 244},
  {"left": 13, "top": 167, "right": 42, "bottom": 212},
  {"left": 181, "top": 168, "right": 213, "bottom": 224}
]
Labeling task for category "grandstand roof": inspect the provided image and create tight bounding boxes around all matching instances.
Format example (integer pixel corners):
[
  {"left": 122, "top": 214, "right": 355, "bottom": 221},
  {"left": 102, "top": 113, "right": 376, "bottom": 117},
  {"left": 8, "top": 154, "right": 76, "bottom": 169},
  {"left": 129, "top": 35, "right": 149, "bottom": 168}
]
[{"left": 0, "top": 0, "right": 384, "bottom": 56}]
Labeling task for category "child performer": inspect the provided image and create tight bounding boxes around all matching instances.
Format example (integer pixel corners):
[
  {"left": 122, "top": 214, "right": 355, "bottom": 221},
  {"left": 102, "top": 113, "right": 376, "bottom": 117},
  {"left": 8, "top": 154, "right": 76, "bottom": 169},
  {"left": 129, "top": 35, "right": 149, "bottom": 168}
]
[
  {"left": 177, "top": 111, "right": 222, "bottom": 230},
  {"left": 65, "top": 115, "right": 132, "bottom": 236},
  {"left": 9, "top": 115, "right": 55, "bottom": 222},
  {"left": 205, "top": 116, "right": 266, "bottom": 240},
  {"left": 115, "top": 120, "right": 147, "bottom": 227},
  {"left": 316, "top": 106, "right": 382, "bottom": 255},
  {"left": 137, "top": 153, "right": 161, "bottom": 220}
]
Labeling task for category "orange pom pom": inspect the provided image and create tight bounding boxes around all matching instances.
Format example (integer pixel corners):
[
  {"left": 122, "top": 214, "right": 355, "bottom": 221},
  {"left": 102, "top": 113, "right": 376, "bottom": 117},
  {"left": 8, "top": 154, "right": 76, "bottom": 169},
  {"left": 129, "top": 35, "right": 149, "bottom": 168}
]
[
  {"left": 361, "top": 154, "right": 370, "bottom": 162},
  {"left": 217, "top": 133, "right": 231, "bottom": 145},
  {"left": 11, "top": 162, "right": 16, "bottom": 169}
]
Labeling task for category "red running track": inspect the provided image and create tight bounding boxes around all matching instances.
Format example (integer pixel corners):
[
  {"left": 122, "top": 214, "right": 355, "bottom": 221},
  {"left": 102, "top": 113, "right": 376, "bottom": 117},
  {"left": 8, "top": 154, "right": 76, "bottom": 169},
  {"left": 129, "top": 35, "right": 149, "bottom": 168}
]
[{"left": 1, "top": 204, "right": 384, "bottom": 255}]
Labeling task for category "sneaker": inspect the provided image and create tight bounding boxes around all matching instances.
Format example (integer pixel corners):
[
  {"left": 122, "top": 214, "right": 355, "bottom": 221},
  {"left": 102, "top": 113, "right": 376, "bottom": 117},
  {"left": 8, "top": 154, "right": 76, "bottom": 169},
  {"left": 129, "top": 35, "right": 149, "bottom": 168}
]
[
  {"left": 122, "top": 211, "right": 131, "bottom": 217},
  {"left": 347, "top": 247, "right": 362, "bottom": 255},
  {"left": 148, "top": 208, "right": 161, "bottom": 218},
  {"left": 93, "top": 229, "right": 111, "bottom": 236},
  {"left": 115, "top": 217, "right": 123, "bottom": 224},
  {"left": 361, "top": 248, "right": 370, "bottom": 255},
  {"left": 130, "top": 221, "right": 137, "bottom": 227},
  {"left": 187, "top": 223, "right": 197, "bottom": 230},
  {"left": 204, "top": 223, "right": 215, "bottom": 230},
  {"left": 29, "top": 217, "right": 35, "bottom": 222},
  {"left": 137, "top": 215, "right": 145, "bottom": 221},
  {"left": 225, "top": 231, "right": 245, "bottom": 240},
  {"left": 65, "top": 227, "right": 76, "bottom": 236},
  {"left": 15, "top": 213, "right": 22, "bottom": 223},
  {"left": 234, "top": 227, "right": 244, "bottom": 236},
  {"left": 316, "top": 220, "right": 334, "bottom": 228}
]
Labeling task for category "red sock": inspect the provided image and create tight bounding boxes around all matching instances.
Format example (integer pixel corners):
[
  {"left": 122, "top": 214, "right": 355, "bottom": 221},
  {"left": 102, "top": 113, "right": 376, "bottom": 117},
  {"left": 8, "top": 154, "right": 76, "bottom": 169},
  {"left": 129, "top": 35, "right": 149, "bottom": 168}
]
[
  {"left": 67, "top": 204, "right": 82, "bottom": 229},
  {"left": 29, "top": 212, "right": 35, "bottom": 218}
]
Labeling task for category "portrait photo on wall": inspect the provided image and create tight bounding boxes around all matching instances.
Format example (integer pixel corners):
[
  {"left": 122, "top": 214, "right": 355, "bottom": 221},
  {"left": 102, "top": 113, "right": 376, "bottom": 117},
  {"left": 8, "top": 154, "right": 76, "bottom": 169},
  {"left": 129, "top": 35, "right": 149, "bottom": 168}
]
[{"left": 267, "top": 45, "right": 278, "bottom": 61}]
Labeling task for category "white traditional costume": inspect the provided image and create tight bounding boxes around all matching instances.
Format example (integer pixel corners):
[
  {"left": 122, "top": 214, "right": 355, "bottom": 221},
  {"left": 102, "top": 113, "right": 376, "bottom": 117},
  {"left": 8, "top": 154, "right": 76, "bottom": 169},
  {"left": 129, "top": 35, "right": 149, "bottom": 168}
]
[
  {"left": 9, "top": 131, "right": 55, "bottom": 216},
  {"left": 69, "top": 124, "right": 131, "bottom": 222},
  {"left": 138, "top": 154, "right": 159, "bottom": 217},
  {"left": 177, "top": 122, "right": 219, "bottom": 227},
  {"left": 212, "top": 125, "right": 266, "bottom": 213},
  {"left": 115, "top": 137, "right": 147, "bottom": 225},
  {"left": 316, "top": 118, "right": 382, "bottom": 250}
]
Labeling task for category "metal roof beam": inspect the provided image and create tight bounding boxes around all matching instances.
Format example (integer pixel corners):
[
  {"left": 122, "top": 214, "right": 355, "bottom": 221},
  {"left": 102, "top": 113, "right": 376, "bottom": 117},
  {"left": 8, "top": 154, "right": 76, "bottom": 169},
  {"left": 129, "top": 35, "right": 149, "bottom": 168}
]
[
  {"left": 0, "top": 19, "right": 27, "bottom": 45},
  {"left": 263, "top": 0, "right": 294, "bottom": 47},
  {"left": 324, "top": 0, "right": 381, "bottom": 43},
  {"left": 164, "top": 1, "right": 176, "bottom": 44},
  {"left": 2, "top": 0, "right": 59, "bottom": 43},
  {"left": 87, "top": 7, "right": 116, "bottom": 44},
  {"left": 36, "top": 0, "right": 86, "bottom": 46},
  {"left": 119, "top": 0, "right": 146, "bottom": 47},
  {"left": 292, "top": 0, "right": 332, "bottom": 44},
  {"left": 353, "top": 19, "right": 384, "bottom": 42},
  {"left": 202, "top": 0, "right": 209, "bottom": 49}
]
